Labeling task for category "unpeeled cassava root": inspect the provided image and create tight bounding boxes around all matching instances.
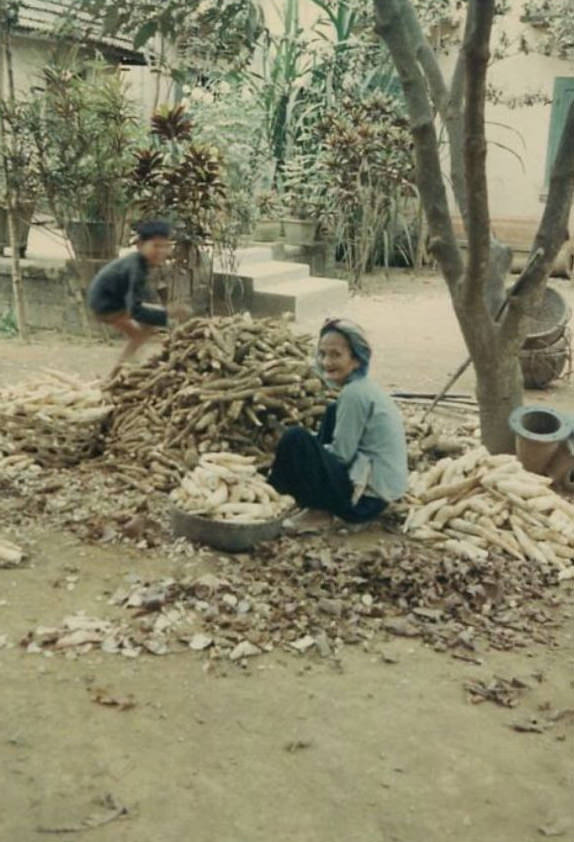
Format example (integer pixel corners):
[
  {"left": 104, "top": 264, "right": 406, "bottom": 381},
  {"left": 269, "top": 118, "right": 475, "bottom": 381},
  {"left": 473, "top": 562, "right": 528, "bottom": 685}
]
[
  {"left": 170, "top": 452, "right": 294, "bottom": 522},
  {"left": 405, "top": 447, "right": 574, "bottom": 580},
  {"left": 103, "top": 314, "right": 336, "bottom": 491}
]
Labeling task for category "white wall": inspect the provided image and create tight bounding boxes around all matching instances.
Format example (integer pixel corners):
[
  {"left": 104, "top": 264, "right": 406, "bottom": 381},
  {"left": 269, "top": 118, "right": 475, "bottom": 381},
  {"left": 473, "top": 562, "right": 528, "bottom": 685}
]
[
  {"left": 8, "top": 33, "right": 169, "bottom": 120},
  {"left": 10, "top": 34, "right": 51, "bottom": 96},
  {"left": 439, "top": 22, "right": 574, "bottom": 221}
]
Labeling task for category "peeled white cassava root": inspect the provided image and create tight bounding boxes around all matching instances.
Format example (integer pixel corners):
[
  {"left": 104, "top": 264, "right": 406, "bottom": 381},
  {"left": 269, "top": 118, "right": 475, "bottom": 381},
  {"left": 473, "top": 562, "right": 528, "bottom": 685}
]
[
  {"left": 405, "top": 446, "right": 574, "bottom": 578},
  {"left": 0, "top": 371, "right": 112, "bottom": 468},
  {"left": 170, "top": 452, "right": 294, "bottom": 523}
]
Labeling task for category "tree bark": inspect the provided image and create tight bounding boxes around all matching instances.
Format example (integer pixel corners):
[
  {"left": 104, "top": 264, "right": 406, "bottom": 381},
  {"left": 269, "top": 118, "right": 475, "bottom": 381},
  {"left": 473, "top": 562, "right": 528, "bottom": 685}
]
[
  {"left": 462, "top": 0, "right": 494, "bottom": 309},
  {"left": 373, "top": 0, "right": 464, "bottom": 288},
  {"left": 0, "top": 30, "right": 28, "bottom": 341},
  {"left": 373, "top": 0, "right": 574, "bottom": 453},
  {"left": 384, "top": 0, "right": 508, "bottom": 314},
  {"left": 475, "top": 348, "right": 523, "bottom": 453}
]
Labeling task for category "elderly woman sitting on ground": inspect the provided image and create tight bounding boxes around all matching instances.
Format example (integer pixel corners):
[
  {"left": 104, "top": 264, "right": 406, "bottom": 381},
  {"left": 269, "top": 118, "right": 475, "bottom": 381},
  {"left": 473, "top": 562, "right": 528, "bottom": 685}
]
[{"left": 269, "top": 318, "right": 408, "bottom": 533}]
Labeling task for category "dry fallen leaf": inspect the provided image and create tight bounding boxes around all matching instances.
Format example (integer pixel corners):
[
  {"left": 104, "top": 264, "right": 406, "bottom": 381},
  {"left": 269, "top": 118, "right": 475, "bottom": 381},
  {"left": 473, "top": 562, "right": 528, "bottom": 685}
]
[
  {"left": 538, "top": 820, "right": 570, "bottom": 837},
  {"left": 90, "top": 689, "right": 136, "bottom": 712},
  {"left": 291, "top": 635, "right": 316, "bottom": 653},
  {"left": 189, "top": 633, "right": 213, "bottom": 651},
  {"left": 465, "top": 676, "right": 527, "bottom": 708},
  {"left": 284, "top": 739, "right": 313, "bottom": 753},
  {"left": 230, "top": 641, "right": 261, "bottom": 661},
  {"left": 36, "top": 793, "right": 129, "bottom": 834},
  {"left": 510, "top": 718, "right": 545, "bottom": 734}
]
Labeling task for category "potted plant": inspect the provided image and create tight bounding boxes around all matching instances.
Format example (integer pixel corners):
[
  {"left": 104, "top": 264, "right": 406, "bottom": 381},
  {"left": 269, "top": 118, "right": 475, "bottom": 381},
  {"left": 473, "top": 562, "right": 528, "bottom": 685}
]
[
  {"left": 27, "top": 60, "right": 139, "bottom": 263},
  {"left": 281, "top": 156, "right": 321, "bottom": 246},
  {"left": 253, "top": 190, "right": 284, "bottom": 241},
  {"left": 0, "top": 100, "right": 38, "bottom": 258}
]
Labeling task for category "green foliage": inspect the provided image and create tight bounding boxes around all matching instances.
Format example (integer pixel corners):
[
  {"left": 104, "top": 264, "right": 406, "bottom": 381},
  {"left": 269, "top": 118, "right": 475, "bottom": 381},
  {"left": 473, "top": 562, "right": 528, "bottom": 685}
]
[
  {"left": 131, "top": 104, "right": 227, "bottom": 247},
  {"left": 26, "top": 58, "right": 140, "bottom": 233},
  {"left": 185, "top": 83, "right": 270, "bottom": 233},
  {"left": 255, "top": 189, "right": 285, "bottom": 221},
  {"left": 312, "top": 92, "right": 417, "bottom": 285},
  {"left": 0, "top": 308, "right": 18, "bottom": 336},
  {"left": 411, "top": 0, "right": 457, "bottom": 31},
  {"left": 521, "top": 0, "right": 574, "bottom": 57},
  {"left": 0, "top": 0, "right": 20, "bottom": 29},
  {"left": 64, "top": 0, "right": 265, "bottom": 73},
  {"left": 0, "top": 99, "right": 39, "bottom": 202},
  {"left": 243, "top": 0, "right": 313, "bottom": 183}
]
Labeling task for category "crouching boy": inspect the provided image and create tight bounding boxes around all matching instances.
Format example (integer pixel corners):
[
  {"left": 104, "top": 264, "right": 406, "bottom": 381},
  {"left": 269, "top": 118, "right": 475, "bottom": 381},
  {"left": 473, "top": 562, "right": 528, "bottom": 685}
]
[{"left": 87, "top": 219, "right": 189, "bottom": 378}]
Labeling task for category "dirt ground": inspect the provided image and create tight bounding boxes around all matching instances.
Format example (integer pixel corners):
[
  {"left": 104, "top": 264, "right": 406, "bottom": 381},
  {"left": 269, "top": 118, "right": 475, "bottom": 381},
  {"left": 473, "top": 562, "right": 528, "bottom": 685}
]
[{"left": 2, "top": 272, "right": 574, "bottom": 842}]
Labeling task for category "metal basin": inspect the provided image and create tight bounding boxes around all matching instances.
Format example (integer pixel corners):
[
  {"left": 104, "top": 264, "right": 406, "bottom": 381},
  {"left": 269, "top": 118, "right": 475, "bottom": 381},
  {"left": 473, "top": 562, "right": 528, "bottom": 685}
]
[{"left": 171, "top": 507, "right": 285, "bottom": 553}]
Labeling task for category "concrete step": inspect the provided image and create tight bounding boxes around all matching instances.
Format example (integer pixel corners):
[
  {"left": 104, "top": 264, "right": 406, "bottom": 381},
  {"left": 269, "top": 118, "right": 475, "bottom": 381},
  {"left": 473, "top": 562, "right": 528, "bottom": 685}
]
[
  {"left": 244, "top": 259, "right": 311, "bottom": 283},
  {"left": 214, "top": 246, "right": 274, "bottom": 273},
  {"left": 252, "top": 275, "right": 348, "bottom": 320}
]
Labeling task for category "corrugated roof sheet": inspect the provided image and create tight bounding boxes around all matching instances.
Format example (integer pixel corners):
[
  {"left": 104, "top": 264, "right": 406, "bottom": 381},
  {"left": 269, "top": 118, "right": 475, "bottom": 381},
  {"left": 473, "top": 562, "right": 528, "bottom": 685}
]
[{"left": 16, "top": 0, "right": 144, "bottom": 61}]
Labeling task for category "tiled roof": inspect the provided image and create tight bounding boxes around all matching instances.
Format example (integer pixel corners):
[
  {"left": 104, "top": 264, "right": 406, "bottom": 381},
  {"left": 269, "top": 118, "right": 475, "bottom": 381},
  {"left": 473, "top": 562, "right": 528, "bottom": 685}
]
[{"left": 15, "top": 0, "right": 144, "bottom": 61}]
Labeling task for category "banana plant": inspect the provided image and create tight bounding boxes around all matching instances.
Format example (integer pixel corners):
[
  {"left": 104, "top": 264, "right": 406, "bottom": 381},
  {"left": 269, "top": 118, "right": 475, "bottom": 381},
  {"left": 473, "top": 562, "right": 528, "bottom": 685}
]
[
  {"left": 244, "top": 0, "right": 313, "bottom": 185},
  {"left": 309, "top": 0, "right": 364, "bottom": 44}
]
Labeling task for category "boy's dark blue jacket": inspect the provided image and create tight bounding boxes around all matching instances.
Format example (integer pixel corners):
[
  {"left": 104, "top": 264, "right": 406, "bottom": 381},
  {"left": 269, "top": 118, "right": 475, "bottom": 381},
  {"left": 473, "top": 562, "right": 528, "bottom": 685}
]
[{"left": 87, "top": 252, "right": 167, "bottom": 327}]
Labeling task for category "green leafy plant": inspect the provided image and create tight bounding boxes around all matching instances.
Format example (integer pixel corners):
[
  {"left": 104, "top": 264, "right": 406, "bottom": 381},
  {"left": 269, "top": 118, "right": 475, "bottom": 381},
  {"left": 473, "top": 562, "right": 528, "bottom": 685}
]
[
  {"left": 26, "top": 57, "right": 140, "bottom": 258},
  {"left": 242, "top": 0, "right": 314, "bottom": 184},
  {"left": 130, "top": 103, "right": 229, "bottom": 312},
  {"left": 64, "top": 0, "right": 265, "bottom": 73},
  {"left": 520, "top": 0, "right": 574, "bottom": 57},
  {"left": 0, "top": 307, "right": 18, "bottom": 336},
  {"left": 133, "top": 104, "right": 226, "bottom": 242},
  {"left": 312, "top": 92, "right": 417, "bottom": 286},
  {"left": 0, "top": 99, "right": 39, "bottom": 202},
  {"left": 185, "top": 82, "right": 271, "bottom": 234},
  {"left": 255, "top": 189, "right": 284, "bottom": 220},
  {"left": 282, "top": 154, "right": 326, "bottom": 220}
]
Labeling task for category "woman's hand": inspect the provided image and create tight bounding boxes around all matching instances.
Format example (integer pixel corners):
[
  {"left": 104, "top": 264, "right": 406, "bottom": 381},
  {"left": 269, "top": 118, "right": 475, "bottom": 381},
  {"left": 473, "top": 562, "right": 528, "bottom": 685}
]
[{"left": 351, "top": 481, "right": 366, "bottom": 506}]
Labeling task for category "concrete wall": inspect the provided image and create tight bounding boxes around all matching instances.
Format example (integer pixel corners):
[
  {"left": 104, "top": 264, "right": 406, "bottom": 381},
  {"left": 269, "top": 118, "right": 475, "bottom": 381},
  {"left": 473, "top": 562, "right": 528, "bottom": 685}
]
[
  {"left": 438, "top": 1, "right": 574, "bottom": 223},
  {"left": 9, "top": 33, "right": 171, "bottom": 120},
  {"left": 0, "top": 258, "right": 88, "bottom": 334}
]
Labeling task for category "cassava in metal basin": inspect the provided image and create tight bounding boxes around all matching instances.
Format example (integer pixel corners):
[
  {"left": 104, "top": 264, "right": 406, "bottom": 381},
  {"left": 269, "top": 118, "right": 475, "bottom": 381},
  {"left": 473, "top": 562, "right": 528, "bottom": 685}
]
[{"left": 171, "top": 507, "right": 285, "bottom": 553}]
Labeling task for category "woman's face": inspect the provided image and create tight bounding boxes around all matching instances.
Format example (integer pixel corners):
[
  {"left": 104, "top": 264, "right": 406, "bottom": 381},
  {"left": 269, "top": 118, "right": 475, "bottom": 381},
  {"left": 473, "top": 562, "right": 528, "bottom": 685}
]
[{"left": 318, "top": 331, "right": 359, "bottom": 385}]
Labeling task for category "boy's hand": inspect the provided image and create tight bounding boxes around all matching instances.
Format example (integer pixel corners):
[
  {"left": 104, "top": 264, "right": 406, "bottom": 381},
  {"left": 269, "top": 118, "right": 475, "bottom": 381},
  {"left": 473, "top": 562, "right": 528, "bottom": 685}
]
[{"left": 167, "top": 304, "right": 192, "bottom": 323}]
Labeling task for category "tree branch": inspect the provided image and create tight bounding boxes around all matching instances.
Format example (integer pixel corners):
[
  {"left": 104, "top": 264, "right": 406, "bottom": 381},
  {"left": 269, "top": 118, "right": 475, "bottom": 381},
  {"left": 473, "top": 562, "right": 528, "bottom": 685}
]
[
  {"left": 373, "top": 0, "right": 464, "bottom": 289},
  {"left": 463, "top": 0, "right": 495, "bottom": 307},
  {"left": 502, "top": 99, "right": 574, "bottom": 341},
  {"left": 397, "top": 0, "right": 468, "bottom": 222}
]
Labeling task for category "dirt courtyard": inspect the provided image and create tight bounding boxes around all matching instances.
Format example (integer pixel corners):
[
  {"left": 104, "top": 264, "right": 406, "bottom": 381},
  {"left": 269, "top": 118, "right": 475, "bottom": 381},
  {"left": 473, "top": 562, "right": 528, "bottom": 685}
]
[{"left": 1, "top": 272, "right": 574, "bottom": 842}]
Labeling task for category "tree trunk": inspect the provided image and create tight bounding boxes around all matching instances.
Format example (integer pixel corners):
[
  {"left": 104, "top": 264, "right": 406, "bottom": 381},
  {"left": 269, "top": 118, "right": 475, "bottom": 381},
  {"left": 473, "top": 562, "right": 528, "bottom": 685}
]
[
  {"left": 474, "top": 350, "right": 523, "bottom": 453},
  {"left": 0, "top": 33, "right": 28, "bottom": 341},
  {"left": 5, "top": 200, "right": 28, "bottom": 338}
]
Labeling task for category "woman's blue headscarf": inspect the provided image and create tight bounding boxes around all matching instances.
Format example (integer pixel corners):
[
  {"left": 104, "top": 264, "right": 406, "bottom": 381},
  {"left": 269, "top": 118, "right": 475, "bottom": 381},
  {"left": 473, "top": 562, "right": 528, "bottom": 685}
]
[{"left": 317, "top": 317, "right": 372, "bottom": 379}]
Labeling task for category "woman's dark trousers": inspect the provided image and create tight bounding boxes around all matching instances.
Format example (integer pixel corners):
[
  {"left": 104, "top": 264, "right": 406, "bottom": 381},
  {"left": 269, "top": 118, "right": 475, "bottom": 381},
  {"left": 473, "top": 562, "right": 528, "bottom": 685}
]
[{"left": 268, "top": 404, "right": 385, "bottom": 523}]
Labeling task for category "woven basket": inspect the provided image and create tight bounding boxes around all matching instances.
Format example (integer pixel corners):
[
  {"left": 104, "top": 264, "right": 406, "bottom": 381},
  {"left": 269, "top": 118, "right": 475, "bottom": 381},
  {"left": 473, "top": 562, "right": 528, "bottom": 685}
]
[
  {"left": 522, "top": 287, "right": 571, "bottom": 350},
  {"left": 520, "top": 333, "right": 570, "bottom": 389}
]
